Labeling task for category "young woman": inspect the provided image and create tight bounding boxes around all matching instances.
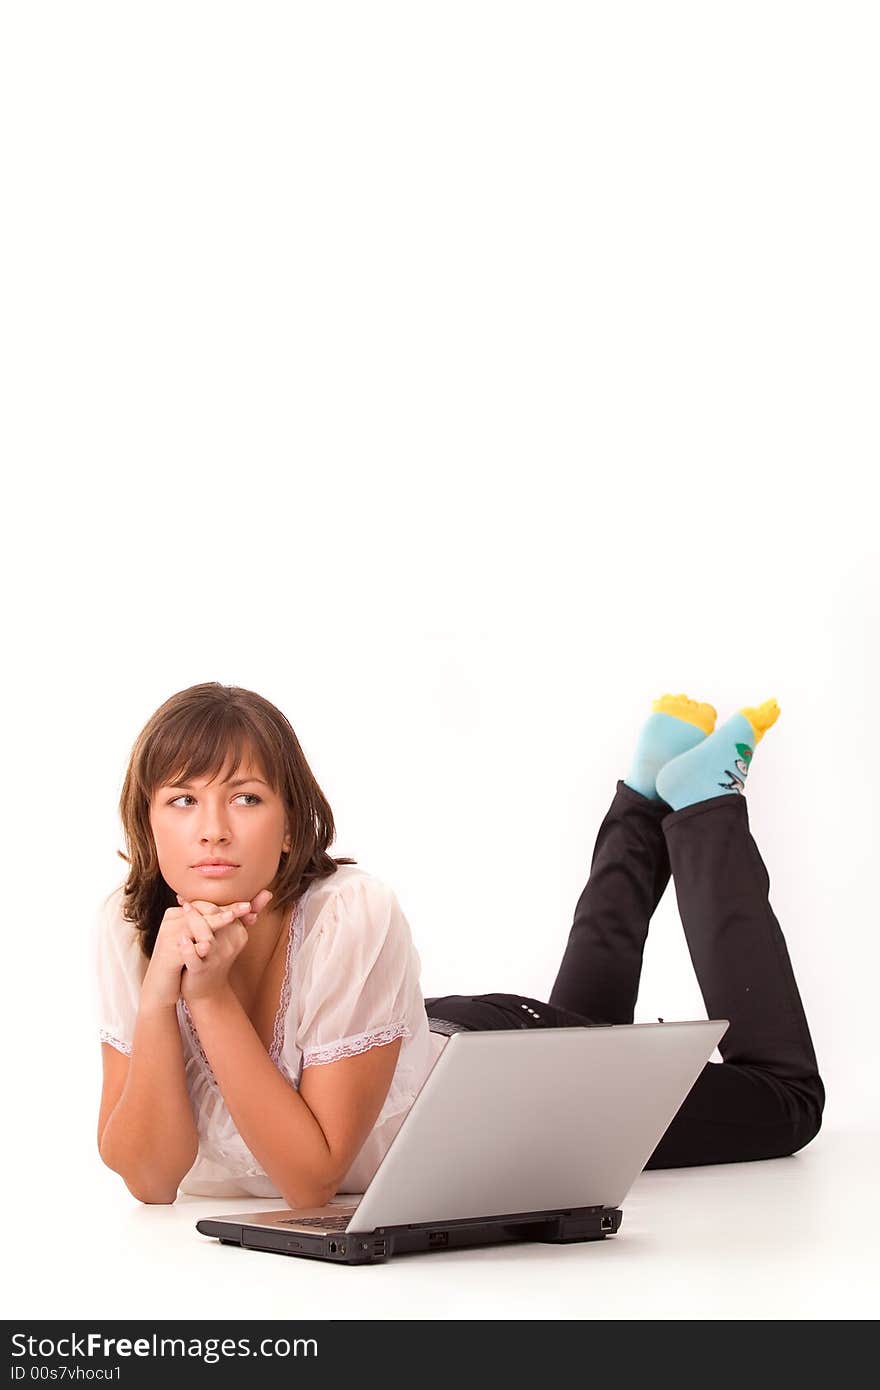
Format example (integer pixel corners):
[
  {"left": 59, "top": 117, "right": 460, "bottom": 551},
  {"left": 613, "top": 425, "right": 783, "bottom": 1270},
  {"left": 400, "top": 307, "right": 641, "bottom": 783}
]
[{"left": 95, "top": 683, "right": 824, "bottom": 1207}]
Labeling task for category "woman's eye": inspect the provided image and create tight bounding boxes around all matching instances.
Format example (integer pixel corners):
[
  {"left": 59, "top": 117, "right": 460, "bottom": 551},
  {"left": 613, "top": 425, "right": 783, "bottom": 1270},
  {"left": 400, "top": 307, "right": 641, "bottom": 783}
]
[{"left": 169, "top": 793, "right": 262, "bottom": 807}]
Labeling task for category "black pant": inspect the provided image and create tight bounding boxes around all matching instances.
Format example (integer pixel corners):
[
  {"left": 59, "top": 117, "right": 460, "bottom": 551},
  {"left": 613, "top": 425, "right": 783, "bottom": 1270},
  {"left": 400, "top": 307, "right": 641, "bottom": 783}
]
[{"left": 425, "top": 779, "right": 825, "bottom": 1169}]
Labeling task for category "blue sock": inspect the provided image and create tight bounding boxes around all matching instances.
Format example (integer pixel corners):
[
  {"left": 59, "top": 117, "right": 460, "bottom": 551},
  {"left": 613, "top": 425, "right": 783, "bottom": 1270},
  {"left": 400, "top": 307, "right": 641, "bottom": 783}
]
[
  {"left": 624, "top": 695, "right": 716, "bottom": 801},
  {"left": 655, "top": 712, "right": 757, "bottom": 810}
]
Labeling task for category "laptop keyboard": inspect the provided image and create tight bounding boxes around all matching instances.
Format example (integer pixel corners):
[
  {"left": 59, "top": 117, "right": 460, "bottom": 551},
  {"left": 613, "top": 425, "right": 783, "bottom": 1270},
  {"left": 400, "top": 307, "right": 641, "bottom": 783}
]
[{"left": 278, "top": 1215, "right": 350, "bottom": 1230}]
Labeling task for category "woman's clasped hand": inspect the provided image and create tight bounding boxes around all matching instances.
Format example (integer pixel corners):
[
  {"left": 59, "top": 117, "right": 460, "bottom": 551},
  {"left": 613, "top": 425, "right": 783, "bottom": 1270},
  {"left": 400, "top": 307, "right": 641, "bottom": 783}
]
[{"left": 140, "top": 888, "right": 274, "bottom": 1009}]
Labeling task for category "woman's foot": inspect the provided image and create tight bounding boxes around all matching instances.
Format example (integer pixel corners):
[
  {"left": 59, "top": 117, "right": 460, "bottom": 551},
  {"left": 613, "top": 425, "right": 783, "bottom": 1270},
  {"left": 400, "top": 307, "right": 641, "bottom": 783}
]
[
  {"left": 624, "top": 693, "right": 718, "bottom": 801},
  {"left": 655, "top": 698, "right": 780, "bottom": 809}
]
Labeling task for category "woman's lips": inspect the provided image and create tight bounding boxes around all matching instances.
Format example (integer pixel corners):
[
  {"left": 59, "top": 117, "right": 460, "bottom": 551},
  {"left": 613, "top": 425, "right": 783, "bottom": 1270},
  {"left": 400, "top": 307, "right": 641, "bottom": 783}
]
[{"left": 193, "top": 865, "right": 239, "bottom": 876}]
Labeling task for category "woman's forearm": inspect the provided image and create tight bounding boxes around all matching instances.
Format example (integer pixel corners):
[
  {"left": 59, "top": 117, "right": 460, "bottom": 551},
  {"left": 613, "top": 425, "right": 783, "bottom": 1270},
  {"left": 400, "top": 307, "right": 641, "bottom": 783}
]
[
  {"left": 99, "top": 1000, "right": 199, "bottom": 1203},
  {"left": 186, "top": 986, "right": 334, "bottom": 1209}
]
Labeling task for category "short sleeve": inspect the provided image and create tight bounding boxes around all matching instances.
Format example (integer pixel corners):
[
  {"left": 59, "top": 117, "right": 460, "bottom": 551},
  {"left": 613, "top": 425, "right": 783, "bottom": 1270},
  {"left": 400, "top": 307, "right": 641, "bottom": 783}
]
[
  {"left": 93, "top": 885, "right": 148, "bottom": 1056},
  {"left": 295, "top": 876, "right": 416, "bottom": 1068}
]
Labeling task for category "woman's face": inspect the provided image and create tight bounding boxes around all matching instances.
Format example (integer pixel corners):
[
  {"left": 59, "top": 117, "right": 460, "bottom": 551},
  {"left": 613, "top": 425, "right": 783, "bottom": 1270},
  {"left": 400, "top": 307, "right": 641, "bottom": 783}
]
[{"left": 149, "top": 749, "right": 292, "bottom": 906}]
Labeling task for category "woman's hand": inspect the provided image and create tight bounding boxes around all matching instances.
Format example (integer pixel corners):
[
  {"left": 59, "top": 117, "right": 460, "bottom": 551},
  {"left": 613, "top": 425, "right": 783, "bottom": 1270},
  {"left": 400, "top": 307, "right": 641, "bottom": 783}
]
[
  {"left": 141, "top": 902, "right": 205, "bottom": 1011},
  {"left": 177, "top": 888, "right": 274, "bottom": 1004}
]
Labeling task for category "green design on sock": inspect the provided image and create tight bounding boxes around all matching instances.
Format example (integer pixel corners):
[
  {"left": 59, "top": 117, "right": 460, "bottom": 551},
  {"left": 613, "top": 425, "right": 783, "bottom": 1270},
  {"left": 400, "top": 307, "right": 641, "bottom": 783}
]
[{"left": 737, "top": 742, "right": 753, "bottom": 767}]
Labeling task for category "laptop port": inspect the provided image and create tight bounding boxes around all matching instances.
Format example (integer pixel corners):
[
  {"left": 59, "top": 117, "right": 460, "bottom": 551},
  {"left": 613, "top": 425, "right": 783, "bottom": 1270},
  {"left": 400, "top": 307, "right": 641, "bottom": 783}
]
[
  {"left": 428, "top": 1231, "right": 449, "bottom": 1247},
  {"left": 329, "top": 1241, "right": 338, "bottom": 1253},
  {"left": 600, "top": 1216, "right": 614, "bottom": 1231}
]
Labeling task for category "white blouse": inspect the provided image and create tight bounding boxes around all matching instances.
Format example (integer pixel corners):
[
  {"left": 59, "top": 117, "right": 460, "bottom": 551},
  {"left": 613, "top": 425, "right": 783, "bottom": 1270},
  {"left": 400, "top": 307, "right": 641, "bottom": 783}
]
[{"left": 93, "top": 863, "right": 450, "bottom": 1198}]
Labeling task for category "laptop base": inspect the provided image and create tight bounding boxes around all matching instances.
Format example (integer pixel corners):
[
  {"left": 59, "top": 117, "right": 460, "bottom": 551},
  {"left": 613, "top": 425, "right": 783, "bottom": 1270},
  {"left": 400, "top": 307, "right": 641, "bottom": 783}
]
[{"left": 197, "top": 1205, "right": 623, "bottom": 1265}]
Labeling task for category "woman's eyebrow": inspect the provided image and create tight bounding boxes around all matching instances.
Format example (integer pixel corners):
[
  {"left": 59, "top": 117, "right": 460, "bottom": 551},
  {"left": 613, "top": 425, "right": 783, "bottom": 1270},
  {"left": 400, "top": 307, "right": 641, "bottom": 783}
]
[{"left": 167, "top": 777, "right": 268, "bottom": 789}]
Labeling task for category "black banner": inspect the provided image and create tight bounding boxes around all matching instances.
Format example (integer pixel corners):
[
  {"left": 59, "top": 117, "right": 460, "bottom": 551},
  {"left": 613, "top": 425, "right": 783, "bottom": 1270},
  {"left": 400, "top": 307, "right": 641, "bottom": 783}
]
[{"left": 2, "top": 1318, "right": 862, "bottom": 1382}]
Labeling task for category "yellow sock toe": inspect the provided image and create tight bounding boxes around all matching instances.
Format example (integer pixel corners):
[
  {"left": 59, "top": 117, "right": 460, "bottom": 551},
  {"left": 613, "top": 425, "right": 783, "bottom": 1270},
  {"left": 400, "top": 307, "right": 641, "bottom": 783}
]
[
  {"left": 739, "top": 698, "right": 781, "bottom": 744},
  {"left": 651, "top": 692, "right": 717, "bottom": 736}
]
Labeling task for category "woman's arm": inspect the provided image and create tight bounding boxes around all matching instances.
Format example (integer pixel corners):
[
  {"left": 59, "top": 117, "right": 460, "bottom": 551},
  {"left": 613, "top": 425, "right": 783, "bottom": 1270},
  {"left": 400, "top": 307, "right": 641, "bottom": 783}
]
[
  {"left": 186, "top": 987, "right": 401, "bottom": 1208},
  {"left": 99, "top": 1000, "right": 199, "bottom": 1203}
]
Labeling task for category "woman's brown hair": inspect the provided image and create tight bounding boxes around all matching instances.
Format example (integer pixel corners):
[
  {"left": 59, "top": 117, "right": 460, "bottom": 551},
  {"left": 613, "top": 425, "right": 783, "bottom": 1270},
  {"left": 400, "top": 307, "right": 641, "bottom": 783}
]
[{"left": 115, "top": 682, "right": 357, "bottom": 960}]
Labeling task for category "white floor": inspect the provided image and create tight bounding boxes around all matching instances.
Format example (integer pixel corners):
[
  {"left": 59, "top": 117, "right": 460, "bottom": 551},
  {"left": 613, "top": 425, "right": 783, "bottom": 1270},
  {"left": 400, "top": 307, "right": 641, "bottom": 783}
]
[{"left": 19, "top": 1124, "right": 877, "bottom": 1321}]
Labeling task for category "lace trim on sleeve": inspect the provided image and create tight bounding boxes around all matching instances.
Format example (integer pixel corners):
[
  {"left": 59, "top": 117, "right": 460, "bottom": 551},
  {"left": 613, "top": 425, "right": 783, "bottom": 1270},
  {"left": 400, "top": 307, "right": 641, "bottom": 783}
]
[
  {"left": 99, "top": 1028, "right": 132, "bottom": 1056},
  {"left": 301, "top": 1020, "right": 412, "bottom": 1069}
]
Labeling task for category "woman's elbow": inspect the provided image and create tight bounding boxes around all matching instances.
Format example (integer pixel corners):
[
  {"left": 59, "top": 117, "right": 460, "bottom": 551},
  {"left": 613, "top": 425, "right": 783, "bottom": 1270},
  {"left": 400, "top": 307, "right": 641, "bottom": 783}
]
[
  {"left": 282, "top": 1181, "right": 337, "bottom": 1211},
  {"left": 126, "top": 1179, "right": 180, "bottom": 1205}
]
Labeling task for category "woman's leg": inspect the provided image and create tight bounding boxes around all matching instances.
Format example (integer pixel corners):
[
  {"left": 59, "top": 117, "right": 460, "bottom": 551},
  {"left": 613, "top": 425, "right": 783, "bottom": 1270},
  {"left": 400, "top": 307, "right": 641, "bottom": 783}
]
[
  {"left": 547, "top": 779, "right": 672, "bottom": 1022},
  {"left": 643, "top": 790, "right": 825, "bottom": 1167},
  {"left": 426, "top": 780, "right": 826, "bottom": 1169}
]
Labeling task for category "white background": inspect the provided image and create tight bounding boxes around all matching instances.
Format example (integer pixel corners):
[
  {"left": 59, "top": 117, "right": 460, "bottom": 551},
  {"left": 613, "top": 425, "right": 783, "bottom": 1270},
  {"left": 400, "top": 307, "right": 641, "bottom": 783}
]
[{"left": 2, "top": 0, "right": 877, "bottom": 1321}]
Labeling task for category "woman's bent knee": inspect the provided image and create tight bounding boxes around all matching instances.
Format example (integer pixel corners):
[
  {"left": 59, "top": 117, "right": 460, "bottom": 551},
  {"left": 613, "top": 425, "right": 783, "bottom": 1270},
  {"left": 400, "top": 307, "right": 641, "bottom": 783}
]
[
  {"left": 644, "top": 1064, "right": 826, "bottom": 1169},
  {"left": 788, "top": 1087, "right": 825, "bottom": 1156},
  {"left": 785, "top": 1069, "right": 825, "bottom": 1155}
]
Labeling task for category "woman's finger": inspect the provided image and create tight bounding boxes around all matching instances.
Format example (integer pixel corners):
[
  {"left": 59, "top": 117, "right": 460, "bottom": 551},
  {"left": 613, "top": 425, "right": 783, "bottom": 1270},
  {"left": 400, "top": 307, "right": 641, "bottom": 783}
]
[
  {"left": 179, "top": 896, "right": 238, "bottom": 946},
  {"left": 179, "top": 893, "right": 252, "bottom": 927},
  {"left": 178, "top": 929, "right": 210, "bottom": 960},
  {"left": 178, "top": 934, "right": 197, "bottom": 967},
  {"left": 179, "top": 900, "right": 213, "bottom": 947}
]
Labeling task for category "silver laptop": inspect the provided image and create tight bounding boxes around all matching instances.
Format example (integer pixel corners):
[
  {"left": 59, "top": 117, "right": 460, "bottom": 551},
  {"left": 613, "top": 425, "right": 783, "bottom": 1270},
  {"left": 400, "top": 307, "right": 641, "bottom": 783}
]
[{"left": 196, "top": 1018, "right": 728, "bottom": 1264}]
